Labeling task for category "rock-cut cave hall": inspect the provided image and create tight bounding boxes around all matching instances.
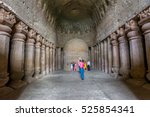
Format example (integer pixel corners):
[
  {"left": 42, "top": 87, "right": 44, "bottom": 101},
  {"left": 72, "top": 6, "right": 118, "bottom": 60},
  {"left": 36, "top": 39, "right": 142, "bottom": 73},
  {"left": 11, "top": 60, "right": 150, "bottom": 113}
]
[{"left": 0, "top": 0, "right": 150, "bottom": 100}]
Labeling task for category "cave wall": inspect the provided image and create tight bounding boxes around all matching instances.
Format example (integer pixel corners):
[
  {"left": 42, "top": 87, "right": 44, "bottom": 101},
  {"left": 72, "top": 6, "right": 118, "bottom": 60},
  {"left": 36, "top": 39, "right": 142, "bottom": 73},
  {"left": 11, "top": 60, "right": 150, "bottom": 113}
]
[
  {"left": 0, "top": 0, "right": 56, "bottom": 43},
  {"left": 56, "top": 29, "right": 96, "bottom": 47},
  {"left": 96, "top": 0, "right": 150, "bottom": 41},
  {"left": 64, "top": 39, "right": 89, "bottom": 71}
]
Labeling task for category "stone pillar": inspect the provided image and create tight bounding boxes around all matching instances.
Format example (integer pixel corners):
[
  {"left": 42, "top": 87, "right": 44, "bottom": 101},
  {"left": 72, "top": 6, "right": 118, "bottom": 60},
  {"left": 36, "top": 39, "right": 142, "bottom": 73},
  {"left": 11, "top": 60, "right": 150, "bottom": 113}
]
[
  {"left": 117, "top": 28, "right": 130, "bottom": 78},
  {"left": 91, "top": 46, "right": 94, "bottom": 69},
  {"left": 45, "top": 41, "right": 50, "bottom": 75},
  {"left": 58, "top": 47, "right": 61, "bottom": 70},
  {"left": 97, "top": 44, "right": 99, "bottom": 70},
  {"left": 104, "top": 39, "right": 108, "bottom": 73},
  {"left": 9, "top": 21, "right": 28, "bottom": 89},
  {"left": 0, "top": 9, "right": 16, "bottom": 88},
  {"left": 34, "top": 34, "right": 42, "bottom": 79},
  {"left": 61, "top": 48, "right": 63, "bottom": 70},
  {"left": 111, "top": 33, "right": 120, "bottom": 78},
  {"left": 24, "top": 29, "right": 36, "bottom": 83},
  {"left": 49, "top": 43, "right": 53, "bottom": 72},
  {"left": 96, "top": 44, "right": 98, "bottom": 70},
  {"left": 52, "top": 44, "right": 56, "bottom": 71},
  {"left": 93, "top": 46, "right": 95, "bottom": 69},
  {"left": 94, "top": 45, "right": 96, "bottom": 69},
  {"left": 126, "top": 20, "right": 145, "bottom": 84},
  {"left": 96, "top": 45, "right": 98, "bottom": 69},
  {"left": 107, "top": 37, "right": 113, "bottom": 74},
  {"left": 101, "top": 41, "right": 105, "bottom": 72},
  {"left": 55, "top": 47, "right": 58, "bottom": 70},
  {"left": 97, "top": 44, "right": 100, "bottom": 70},
  {"left": 94, "top": 46, "right": 97, "bottom": 69},
  {"left": 98, "top": 42, "right": 102, "bottom": 71},
  {"left": 41, "top": 38, "right": 46, "bottom": 75},
  {"left": 88, "top": 47, "right": 91, "bottom": 63},
  {"left": 139, "top": 9, "right": 150, "bottom": 81}
]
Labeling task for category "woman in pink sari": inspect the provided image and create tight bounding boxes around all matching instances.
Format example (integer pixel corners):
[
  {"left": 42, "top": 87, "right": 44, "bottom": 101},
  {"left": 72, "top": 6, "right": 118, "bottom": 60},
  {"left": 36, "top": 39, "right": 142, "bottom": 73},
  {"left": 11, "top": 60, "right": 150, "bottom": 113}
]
[{"left": 79, "top": 60, "right": 84, "bottom": 80}]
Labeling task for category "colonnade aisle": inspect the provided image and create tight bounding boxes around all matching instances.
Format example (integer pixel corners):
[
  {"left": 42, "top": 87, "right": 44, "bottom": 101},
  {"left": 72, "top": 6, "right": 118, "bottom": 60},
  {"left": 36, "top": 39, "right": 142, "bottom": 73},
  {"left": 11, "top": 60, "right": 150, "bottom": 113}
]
[{"left": 18, "top": 71, "right": 138, "bottom": 100}]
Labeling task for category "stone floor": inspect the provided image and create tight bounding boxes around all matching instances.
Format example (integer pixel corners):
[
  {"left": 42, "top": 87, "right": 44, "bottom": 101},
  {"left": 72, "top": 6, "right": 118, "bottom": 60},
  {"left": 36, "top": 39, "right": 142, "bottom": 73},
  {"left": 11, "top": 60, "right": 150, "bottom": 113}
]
[{"left": 18, "top": 71, "right": 140, "bottom": 100}]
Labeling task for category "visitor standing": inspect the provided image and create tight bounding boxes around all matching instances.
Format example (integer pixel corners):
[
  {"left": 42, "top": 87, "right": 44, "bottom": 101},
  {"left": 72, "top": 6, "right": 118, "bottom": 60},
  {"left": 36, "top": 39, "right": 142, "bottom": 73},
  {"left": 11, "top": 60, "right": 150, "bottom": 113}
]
[
  {"left": 84, "top": 61, "right": 87, "bottom": 70},
  {"left": 87, "top": 60, "right": 91, "bottom": 71},
  {"left": 71, "top": 63, "right": 73, "bottom": 71},
  {"left": 78, "top": 59, "right": 81, "bottom": 72},
  {"left": 74, "top": 63, "right": 77, "bottom": 71},
  {"left": 79, "top": 60, "right": 85, "bottom": 80},
  {"left": 72, "top": 62, "right": 75, "bottom": 71}
]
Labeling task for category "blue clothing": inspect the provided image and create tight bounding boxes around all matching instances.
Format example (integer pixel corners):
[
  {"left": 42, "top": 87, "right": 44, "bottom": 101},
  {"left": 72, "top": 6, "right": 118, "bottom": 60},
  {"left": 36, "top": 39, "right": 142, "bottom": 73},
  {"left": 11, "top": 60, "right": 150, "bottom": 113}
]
[
  {"left": 79, "top": 67, "right": 81, "bottom": 73},
  {"left": 80, "top": 68, "right": 84, "bottom": 80}
]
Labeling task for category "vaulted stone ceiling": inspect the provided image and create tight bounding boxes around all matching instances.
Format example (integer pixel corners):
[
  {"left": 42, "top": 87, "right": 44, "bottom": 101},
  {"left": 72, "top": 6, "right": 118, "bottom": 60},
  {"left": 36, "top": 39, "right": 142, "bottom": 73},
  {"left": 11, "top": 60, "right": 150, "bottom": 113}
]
[{"left": 39, "top": 0, "right": 115, "bottom": 33}]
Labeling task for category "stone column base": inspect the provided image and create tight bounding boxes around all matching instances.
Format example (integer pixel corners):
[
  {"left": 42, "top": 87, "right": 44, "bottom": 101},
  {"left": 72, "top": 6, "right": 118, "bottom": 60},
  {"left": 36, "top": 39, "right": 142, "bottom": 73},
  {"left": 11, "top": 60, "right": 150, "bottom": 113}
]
[
  {"left": 0, "top": 77, "right": 9, "bottom": 87},
  {"left": 146, "top": 72, "right": 150, "bottom": 81},
  {"left": 143, "top": 83, "right": 150, "bottom": 90},
  {"left": 38, "top": 74, "right": 43, "bottom": 78},
  {"left": 126, "top": 79, "right": 145, "bottom": 86},
  {"left": 111, "top": 73, "right": 119, "bottom": 79},
  {"left": 117, "top": 74, "right": 130, "bottom": 80},
  {"left": 24, "top": 76, "right": 35, "bottom": 83},
  {"left": 34, "top": 74, "right": 40, "bottom": 79},
  {"left": 0, "top": 86, "right": 14, "bottom": 99},
  {"left": 8, "top": 80, "right": 27, "bottom": 89}
]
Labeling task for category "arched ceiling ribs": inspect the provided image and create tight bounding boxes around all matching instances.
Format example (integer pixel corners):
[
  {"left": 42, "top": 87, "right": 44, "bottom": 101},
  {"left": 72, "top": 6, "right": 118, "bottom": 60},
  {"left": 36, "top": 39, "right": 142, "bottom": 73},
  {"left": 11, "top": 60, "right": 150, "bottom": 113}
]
[{"left": 39, "top": 0, "right": 116, "bottom": 33}]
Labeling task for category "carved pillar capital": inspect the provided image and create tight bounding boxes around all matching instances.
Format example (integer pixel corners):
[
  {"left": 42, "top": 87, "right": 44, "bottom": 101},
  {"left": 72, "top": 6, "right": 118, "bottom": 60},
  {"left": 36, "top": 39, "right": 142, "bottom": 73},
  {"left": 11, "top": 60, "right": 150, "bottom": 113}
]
[
  {"left": 130, "top": 20, "right": 139, "bottom": 28},
  {"left": 13, "top": 21, "right": 28, "bottom": 42},
  {"left": 41, "top": 38, "right": 46, "bottom": 46},
  {"left": 110, "top": 32, "right": 118, "bottom": 46},
  {"left": 48, "top": 42, "right": 50, "bottom": 48},
  {"left": 49, "top": 42, "right": 52, "bottom": 49},
  {"left": 45, "top": 40, "right": 50, "bottom": 47},
  {"left": 0, "top": 8, "right": 16, "bottom": 27},
  {"left": 15, "top": 21, "right": 28, "bottom": 34},
  {"left": 117, "top": 27, "right": 126, "bottom": 37},
  {"left": 110, "top": 32, "right": 117, "bottom": 40},
  {"left": 36, "top": 34, "right": 42, "bottom": 42},
  {"left": 139, "top": 7, "right": 150, "bottom": 33},
  {"left": 126, "top": 20, "right": 139, "bottom": 31},
  {"left": 35, "top": 34, "right": 42, "bottom": 48},
  {"left": 125, "top": 20, "right": 142, "bottom": 42},
  {"left": 27, "top": 29, "right": 36, "bottom": 44},
  {"left": 27, "top": 29, "right": 36, "bottom": 37},
  {"left": 139, "top": 7, "right": 150, "bottom": 23},
  {"left": 52, "top": 44, "right": 56, "bottom": 50},
  {"left": 117, "top": 27, "right": 128, "bottom": 43}
]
